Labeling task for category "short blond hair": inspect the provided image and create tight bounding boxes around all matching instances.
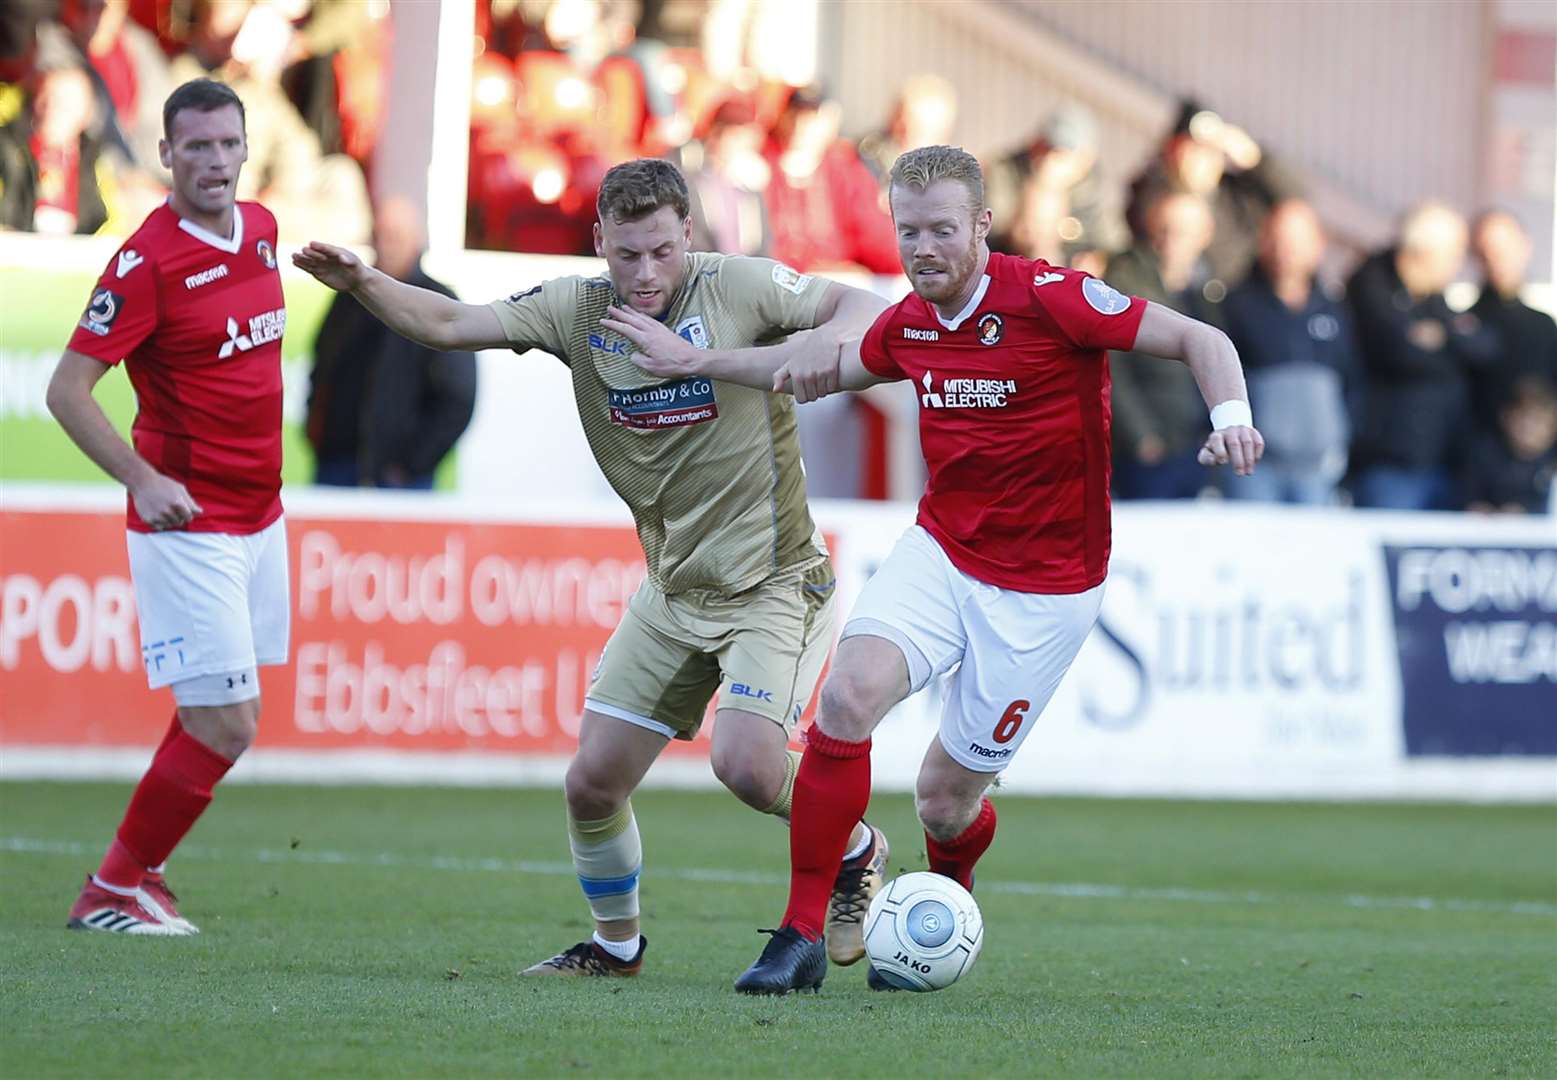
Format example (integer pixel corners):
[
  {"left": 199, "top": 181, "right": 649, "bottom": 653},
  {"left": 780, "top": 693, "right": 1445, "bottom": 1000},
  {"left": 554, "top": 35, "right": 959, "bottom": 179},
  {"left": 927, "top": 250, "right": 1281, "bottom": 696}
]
[{"left": 889, "top": 145, "right": 984, "bottom": 213}]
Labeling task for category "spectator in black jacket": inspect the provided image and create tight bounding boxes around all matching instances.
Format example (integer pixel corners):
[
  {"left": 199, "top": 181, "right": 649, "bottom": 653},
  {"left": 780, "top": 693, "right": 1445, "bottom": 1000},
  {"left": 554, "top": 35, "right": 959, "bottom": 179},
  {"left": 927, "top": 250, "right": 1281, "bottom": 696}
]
[
  {"left": 1107, "top": 191, "right": 1226, "bottom": 499},
  {"left": 1461, "top": 376, "right": 1557, "bottom": 515},
  {"left": 1346, "top": 202, "right": 1496, "bottom": 510},
  {"left": 1222, "top": 200, "right": 1359, "bottom": 504},
  {"left": 307, "top": 196, "right": 477, "bottom": 489},
  {"left": 1469, "top": 210, "right": 1557, "bottom": 431}
]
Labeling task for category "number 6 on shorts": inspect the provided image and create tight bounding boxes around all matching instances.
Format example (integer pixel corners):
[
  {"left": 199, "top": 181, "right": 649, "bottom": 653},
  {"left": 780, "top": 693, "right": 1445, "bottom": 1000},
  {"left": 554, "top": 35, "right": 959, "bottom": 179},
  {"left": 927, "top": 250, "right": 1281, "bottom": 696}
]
[{"left": 992, "top": 699, "right": 1029, "bottom": 744}]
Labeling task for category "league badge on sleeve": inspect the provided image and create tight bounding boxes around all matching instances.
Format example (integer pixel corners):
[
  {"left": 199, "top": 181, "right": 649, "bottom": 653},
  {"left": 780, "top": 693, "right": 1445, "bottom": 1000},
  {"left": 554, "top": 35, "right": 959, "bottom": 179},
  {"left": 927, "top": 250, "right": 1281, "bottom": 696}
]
[
  {"left": 78, "top": 289, "right": 124, "bottom": 336},
  {"left": 1082, "top": 276, "right": 1131, "bottom": 315},
  {"left": 256, "top": 239, "right": 277, "bottom": 270},
  {"left": 771, "top": 263, "right": 813, "bottom": 295},
  {"left": 976, "top": 313, "right": 1004, "bottom": 346}
]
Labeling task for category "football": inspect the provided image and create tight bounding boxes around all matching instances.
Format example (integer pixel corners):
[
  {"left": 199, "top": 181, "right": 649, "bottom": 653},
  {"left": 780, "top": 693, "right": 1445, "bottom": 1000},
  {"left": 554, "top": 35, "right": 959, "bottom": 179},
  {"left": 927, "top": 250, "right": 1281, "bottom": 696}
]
[{"left": 863, "top": 871, "right": 984, "bottom": 991}]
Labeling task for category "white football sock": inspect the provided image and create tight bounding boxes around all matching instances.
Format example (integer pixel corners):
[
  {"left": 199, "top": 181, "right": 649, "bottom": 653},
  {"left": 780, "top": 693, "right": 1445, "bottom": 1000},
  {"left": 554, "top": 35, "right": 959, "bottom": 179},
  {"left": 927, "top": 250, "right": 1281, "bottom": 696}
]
[{"left": 593, "top": 932, "right": 640, "bottom": 962}]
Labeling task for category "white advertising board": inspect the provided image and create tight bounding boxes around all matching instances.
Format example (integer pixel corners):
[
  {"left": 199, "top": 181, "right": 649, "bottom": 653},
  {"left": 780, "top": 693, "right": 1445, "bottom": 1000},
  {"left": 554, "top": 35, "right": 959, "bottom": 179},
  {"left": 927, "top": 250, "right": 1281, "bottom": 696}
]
[{"left": 821, "top": 501, "right": 1555, "bottom": 801}]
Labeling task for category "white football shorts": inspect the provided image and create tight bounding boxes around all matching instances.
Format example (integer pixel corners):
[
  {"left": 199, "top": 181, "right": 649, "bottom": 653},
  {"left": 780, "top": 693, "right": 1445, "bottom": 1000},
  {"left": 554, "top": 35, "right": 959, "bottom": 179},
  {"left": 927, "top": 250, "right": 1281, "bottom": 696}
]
[
  {"left": 125, "top": 516, "right": 291, "bottom": 693},
  {"left": 841, "top": 525, "right": 1104, "bottom": 773}
]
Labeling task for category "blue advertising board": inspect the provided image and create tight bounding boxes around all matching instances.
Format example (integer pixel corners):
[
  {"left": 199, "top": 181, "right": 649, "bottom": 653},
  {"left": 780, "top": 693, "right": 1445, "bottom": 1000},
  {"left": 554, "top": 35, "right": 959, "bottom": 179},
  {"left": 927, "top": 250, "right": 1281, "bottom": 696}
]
[{"left": 1384, "top": 544, "right": 1557, "bottom": 755}]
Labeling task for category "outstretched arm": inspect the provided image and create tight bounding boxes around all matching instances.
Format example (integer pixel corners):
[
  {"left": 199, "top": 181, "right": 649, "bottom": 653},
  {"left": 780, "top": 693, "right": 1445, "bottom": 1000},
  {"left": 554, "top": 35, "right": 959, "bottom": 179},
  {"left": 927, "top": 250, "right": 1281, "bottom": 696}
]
[
  {"left": 292, "top": 242, "right": 509, "bottom": 351},
  {"left": 609, "top": 280, "right": 893, "bottom": 402},
  {"left": 773, "top": 284, "right": 896, "bottom": 401},
  {"left": 1130, "top": 301, "right": 1264, "bottom": 476}
]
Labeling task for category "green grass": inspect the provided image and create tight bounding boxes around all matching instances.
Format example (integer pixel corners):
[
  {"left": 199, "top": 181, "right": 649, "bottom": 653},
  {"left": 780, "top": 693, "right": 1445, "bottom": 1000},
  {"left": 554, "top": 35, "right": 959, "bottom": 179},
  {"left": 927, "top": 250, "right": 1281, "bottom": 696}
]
[{"left": 2, "top": 782, "right": 1554, "bottom": 1077}]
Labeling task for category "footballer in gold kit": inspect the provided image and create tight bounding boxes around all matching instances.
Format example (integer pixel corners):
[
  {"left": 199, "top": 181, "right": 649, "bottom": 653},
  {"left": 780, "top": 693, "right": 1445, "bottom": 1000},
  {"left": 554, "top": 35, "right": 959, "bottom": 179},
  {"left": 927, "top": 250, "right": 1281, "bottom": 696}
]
[{"left": 294, "top": 160, "right": 892, "bottom": 979}]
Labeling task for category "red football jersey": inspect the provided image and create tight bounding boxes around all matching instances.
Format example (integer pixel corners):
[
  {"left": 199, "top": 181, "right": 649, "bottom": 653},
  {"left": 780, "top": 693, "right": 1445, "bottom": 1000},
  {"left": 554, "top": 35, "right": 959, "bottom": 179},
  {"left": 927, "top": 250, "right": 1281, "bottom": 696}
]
[
  {"left": 860, "top": 253, "right": 1146, "bottom": 593},
  {"left": 67, "top": 201, "right": 286, "bottom": 535}
]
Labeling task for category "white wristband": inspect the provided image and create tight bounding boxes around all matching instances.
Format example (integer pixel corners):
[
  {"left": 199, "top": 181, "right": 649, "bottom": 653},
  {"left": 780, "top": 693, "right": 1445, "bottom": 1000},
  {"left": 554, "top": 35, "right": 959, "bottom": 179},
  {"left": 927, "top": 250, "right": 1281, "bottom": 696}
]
[{"left": 1209, "top": 400, "right": 1253, "bottom": 431}]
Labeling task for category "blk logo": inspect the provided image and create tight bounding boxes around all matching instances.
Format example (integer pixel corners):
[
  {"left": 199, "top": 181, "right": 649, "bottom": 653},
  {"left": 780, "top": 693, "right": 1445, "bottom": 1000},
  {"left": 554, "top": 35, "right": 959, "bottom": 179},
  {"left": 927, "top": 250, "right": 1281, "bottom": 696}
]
[{"left": 730, "top": 682, "right": 774, "bottom": 703}]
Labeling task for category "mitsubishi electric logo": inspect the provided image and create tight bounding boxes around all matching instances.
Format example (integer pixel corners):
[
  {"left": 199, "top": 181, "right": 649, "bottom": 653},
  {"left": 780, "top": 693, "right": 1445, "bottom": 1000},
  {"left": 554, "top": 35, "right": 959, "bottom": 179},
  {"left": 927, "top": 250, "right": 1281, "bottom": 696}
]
[
  {"left": 219, "top": 308, "right": 286, "bottom": 358},
  {"left": 920, "top": 371, "right": 1017, "bottom": 409},
  {"left": 219, "top": 317, "right": 252, "bottom": 358}
]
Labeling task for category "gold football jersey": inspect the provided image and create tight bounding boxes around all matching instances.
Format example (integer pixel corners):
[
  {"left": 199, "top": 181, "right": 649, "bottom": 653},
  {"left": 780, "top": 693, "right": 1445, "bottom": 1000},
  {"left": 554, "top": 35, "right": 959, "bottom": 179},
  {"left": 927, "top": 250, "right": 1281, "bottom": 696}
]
[{"left": 488, "top": 253, "right": 831, "bottom": 595}]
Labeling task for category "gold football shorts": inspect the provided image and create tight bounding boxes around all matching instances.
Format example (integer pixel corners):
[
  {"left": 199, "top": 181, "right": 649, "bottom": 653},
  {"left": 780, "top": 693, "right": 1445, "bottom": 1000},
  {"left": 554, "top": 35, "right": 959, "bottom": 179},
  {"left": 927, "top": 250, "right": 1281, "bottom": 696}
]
[{"left": 585, "top": 556, "right": 836, "bottom": 739}]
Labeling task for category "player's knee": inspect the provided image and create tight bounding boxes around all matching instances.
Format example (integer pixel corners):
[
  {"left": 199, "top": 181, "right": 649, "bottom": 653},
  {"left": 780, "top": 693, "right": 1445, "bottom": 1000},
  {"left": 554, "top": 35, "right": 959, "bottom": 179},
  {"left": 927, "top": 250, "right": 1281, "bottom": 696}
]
[
  {"left": 173, "top": 670, "right": 261, "bottom": 758},
  {"left": 174, "top": 695, "right": 259, "bottom": 761},
  {"left": 916, "top": 787, "right": 979, "bottom": 841},
  {"left": 710, "top": 741, "right": 777, "bottom": 810},
  {"left": 815, "top": 668, "right": 889, "bottom": 742},
  {"left": 564, "top": 759, "right": 626, "bottom": 821}
]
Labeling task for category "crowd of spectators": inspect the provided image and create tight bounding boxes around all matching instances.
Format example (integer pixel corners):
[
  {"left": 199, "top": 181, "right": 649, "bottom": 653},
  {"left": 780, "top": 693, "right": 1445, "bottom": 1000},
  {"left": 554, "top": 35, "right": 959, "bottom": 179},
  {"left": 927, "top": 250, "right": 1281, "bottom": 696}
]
[
  {"left": 464, "top": 0, "right": 905, "bottom": 272},
  {"left": 1, "top": 0, "right": 375, "bottom": 241},
  {"left": 2, "top": 0, "right": 1551, "bottom": 513},
  {"left": 1090, "top": 109, "right": 1552, "bottom": 516},
  {"left": 455, "top": 0, "right": 1553, "bottom": 515}
]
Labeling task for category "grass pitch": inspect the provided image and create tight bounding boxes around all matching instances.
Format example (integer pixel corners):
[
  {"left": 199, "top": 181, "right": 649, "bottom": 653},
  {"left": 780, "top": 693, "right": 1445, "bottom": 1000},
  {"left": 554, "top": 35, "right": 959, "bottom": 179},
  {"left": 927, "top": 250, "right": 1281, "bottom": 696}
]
[{"left": 1, "top": 781, "right": 1553, "bottom": 1078}]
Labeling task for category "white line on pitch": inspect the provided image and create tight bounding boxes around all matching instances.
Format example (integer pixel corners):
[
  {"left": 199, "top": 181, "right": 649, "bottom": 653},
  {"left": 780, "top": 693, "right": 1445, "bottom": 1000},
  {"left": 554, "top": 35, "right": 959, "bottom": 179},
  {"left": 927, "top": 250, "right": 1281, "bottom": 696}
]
[{"left": 4, "top": 835, "right": 1553, "bottom": 918}]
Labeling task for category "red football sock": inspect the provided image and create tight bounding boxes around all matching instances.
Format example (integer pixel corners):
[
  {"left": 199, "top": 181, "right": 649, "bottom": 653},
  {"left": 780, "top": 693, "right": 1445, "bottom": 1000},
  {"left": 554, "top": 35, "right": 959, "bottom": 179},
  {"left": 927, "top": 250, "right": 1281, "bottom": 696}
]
[
  {"left": 781, "top": 729, "right": 872, "bottom": 940},
  {"left": 95, "top": 713, "right": 183, "bottom": 889},
  {"left": 142, "top": 714, "right": 183, "bottom": 882},
  {"left": 925, "top": 797, "right": 996, "bottom": 891},
  {"left": 95, "top": 837, "right": 146, "bottom": 891},
  {"left": 96, "top": 725, "right": 234, "bottom": 890},
  {"left": 152, "top": 712, "right": 183, "bottom": 758}
]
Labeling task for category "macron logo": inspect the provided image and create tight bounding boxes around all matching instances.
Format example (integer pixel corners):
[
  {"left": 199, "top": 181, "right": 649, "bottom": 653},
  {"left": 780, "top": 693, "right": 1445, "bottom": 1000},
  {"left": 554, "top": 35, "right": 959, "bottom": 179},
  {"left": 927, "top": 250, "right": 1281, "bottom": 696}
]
[
  {"left": 185, "top": 264, "right": 229, "bottom": 290},
  {"left": 116, "top": 249, "right": 144, "bottom": 278},
  {"left": 903, "top": 326, "right": 939, "bottom": 342},
  {"left": 1033, "top": 272, "right": 1063, "bottom": 287}
]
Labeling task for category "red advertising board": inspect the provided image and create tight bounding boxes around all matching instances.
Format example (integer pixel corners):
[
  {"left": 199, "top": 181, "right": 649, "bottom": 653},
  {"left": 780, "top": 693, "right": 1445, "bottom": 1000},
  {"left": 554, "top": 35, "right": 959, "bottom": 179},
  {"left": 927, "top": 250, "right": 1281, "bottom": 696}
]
[{"left": 1, "top": 503, "right": 741, "bottom": 759}]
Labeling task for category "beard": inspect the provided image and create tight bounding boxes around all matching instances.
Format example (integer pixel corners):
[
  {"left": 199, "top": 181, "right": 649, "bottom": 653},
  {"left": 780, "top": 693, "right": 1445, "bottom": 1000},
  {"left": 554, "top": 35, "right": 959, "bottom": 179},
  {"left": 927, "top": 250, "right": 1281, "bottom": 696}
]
[{"left": 909, "top": 237, "right": 981, "bottom": 306}]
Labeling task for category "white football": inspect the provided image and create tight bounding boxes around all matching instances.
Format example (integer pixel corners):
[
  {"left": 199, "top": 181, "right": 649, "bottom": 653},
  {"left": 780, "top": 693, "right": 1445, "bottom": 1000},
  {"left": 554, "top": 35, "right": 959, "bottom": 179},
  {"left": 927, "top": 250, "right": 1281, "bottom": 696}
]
[{"left": 863, "top": 871, "right": 983, "bottom": 991}]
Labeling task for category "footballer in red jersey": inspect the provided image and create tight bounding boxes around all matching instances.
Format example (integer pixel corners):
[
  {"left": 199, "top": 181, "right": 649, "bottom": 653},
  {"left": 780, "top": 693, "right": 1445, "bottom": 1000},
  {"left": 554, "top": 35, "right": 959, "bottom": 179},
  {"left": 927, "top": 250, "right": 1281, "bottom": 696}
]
[
  {"left": 48, "top": 80, "right": 290, "bottom": 938},
  {"left": 66, "top": 194, "right": 285, "bottom": 535},
  {"left": 855, "top": 251, "right": 1142, "bottom": 594},
  {"left": 617, "top": 145, "right": 1263, "bottom": 994}
]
